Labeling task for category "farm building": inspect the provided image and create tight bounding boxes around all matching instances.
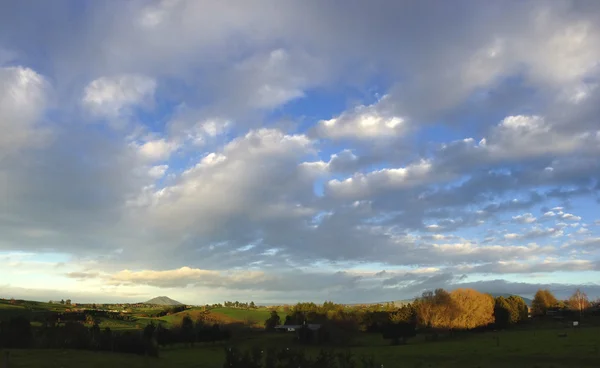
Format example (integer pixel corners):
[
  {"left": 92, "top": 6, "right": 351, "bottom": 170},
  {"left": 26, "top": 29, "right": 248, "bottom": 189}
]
[{"left": 274, "top": 324, "right": 321, "bottom": 332}]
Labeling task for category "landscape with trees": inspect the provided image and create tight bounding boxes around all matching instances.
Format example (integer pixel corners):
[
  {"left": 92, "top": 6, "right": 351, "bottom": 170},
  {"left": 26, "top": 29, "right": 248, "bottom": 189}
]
[
  {"left": 2, "top": 287, "right": 600, "bottom": 367},
  {"left": 3, "top": 0, "right": 600, "bottom": 367}
]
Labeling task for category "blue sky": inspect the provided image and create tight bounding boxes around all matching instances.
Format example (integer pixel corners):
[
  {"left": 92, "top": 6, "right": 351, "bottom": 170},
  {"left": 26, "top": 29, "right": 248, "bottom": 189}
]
[{"left": 1, "top": 0, "right": 600, "bottom": 304}]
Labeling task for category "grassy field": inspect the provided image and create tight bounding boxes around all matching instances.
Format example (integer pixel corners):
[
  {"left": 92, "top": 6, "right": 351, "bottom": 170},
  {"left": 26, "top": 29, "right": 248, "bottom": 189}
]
[
  {"left": 4, "top": 326, "right": 600, "bottom": 368},
  {"left": 210, "top": 307, "right": 285, "bottom": 324},
  {"left": 1, "top": 301, "right": 284, "bottom": 332},
  {"left": 144, "top": 307, "right": 286, "bottom": 328},
  {"left": 0, "top": 300, "right": 70, "bottom": 322}
]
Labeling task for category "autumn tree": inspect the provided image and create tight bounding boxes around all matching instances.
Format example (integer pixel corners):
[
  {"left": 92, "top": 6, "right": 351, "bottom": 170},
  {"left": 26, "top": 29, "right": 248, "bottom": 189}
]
[
  {"left": 414, "top": 289, "right": 459, "bottom": 329},
  {"left": 532, "top": 289, "right": 558, "bottom": 316},
  {"left": 449, "top": 289, "right": 495, "bottom": 329},
  {"left": 390, "top": 303, "right": 417, "bottom": 324},
  {"left": 568, "top": 289, "right": 590, "bottom": 318},
  {"left": 506, "top": 296, "right": 528, "bottom": 324}
]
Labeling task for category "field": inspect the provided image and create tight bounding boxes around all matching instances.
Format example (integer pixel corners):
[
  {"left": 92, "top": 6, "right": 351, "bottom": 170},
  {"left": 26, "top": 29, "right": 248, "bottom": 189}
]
[
  {"left": 4, "top": 326, "right": 600, "bottom": 368},
  {"left": 0, "top": 299, "right": 282, "bottom": 332},
  {"left": 4, "top": 299, "right": 599, "bottom": 367},
  {"left": 137, "top": 307, "right": 285, "bottom": 328}
]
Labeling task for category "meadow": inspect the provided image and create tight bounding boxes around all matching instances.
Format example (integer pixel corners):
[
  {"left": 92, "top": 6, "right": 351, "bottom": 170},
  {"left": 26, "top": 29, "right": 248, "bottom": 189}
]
[
  {"left": 3, "top": 326, "right": 600, "bottom": 368},
  {"left": 3, "top": 295, "right": 600, "bottom": 368}
]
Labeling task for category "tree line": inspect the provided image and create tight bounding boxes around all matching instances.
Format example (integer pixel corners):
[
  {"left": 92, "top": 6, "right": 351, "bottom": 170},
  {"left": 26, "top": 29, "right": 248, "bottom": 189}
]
[
  {"left": 264, "top": 288, "right": 598, "bottom": 347},
  {"left": 223, "top": 301, "right": 257, "bottom": 309},
  {"left": 0, "top": 313, "right": 231, "bottom": 357}
]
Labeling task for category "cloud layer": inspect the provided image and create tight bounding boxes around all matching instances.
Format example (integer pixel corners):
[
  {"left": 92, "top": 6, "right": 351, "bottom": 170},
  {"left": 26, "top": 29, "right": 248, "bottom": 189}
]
[{"left": 1, "top": 0, "right": 600, "bottom": 303}]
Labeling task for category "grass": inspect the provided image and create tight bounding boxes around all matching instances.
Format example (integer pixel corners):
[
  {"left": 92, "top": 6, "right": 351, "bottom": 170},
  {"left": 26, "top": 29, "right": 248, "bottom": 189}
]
[
  {"left": 147, "top": 307, "right": 286, "bottom": 329},
  {"left": 5, "top": 326, "right": 600, "bottom": 368},
  {"left": 210, "top": 307, "right": 285, "bottom": 324}
]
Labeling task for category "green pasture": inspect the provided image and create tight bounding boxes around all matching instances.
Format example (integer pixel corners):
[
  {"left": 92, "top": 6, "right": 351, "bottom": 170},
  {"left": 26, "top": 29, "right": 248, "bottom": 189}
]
[
  {"left": 4, "top": 326, "right": 600, "bottom": 368},
  {"left": 209, "top": 307, "right": 285, "bottom": 323}
]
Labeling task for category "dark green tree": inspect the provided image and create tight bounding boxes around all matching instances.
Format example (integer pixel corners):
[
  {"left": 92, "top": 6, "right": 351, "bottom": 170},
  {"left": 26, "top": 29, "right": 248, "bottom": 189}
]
[
  {"left": 264, "top": 310, "right": 281, "bottom": 330},
  {"left": 494, "top": 297, "right": 511, "bottom": 328},
  {"left": 181, "top": 315, "right": 195, "bottom": 346}
]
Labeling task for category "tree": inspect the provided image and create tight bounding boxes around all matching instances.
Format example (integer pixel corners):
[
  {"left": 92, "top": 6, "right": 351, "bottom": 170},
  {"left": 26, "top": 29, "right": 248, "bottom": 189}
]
[
  {"left": 180, "top": 315, "right": 195, "bottom": 346},
  {"left": 449, "top": 289, "right": 494, "bottom": 329},
  {"left": 0, "top": 316, "right": 32, "bottom": 348},
  {"left": 568, "top": 289, "right": 590, "bottom": 319},
  {"left": 143, "top": 321, "right": 156, "bottom": 341},
  {"left": 414, "top": 289, "right": 460, "bottom": 329},
  {"left": 249, "top": 301, "right": 256, "bottom": 309},
  {"left": 60, "top": 299, "right": 65, "bottom": 305},
  {"left": 506, "top": 296, "right": 528, "bottom": 323},
  {"left": 391, "top": 304, "right": 417, "bottom": 324},
  {"left": 264, "top": 310, "right": 281, "bottom": 331},
  {"left": 65, "top": 299, "right": 72, "bottom": 306},
  {"left": 532, "top": 289, "right": 558, "bottom": 316},
  {"left": 494, "top": 297, "right": 511, "bottom": 328},
  {"left": 381, "top": 321, "right": 416, "bottom": 345}
]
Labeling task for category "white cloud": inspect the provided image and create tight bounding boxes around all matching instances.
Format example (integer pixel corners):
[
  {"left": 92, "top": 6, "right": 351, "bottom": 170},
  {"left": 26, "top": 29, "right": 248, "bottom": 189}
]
[
  {"left": 316, "top": 95, "right": 405, "bottom": 140},
  {"left": 82, "top": 74, "right": 156, "bottom": 118},
  {"left": 0, "top": 66, "right": 49, "bottom": 156},
  {"left": 326, "top": 160, "right": 433, "bottom": 199},
  {"left": 148, "top": 165, "right": 169, "bottom": 179},
  {"left": 136, "top": 138, "right": 178, "bottom": 162},
  {"left": 108, "top": 266, "right": 267, "bottom": 289},
  {"left": 486, "top": 115, "right": 588, "bottom": 159},
  {"left": 512, "top": 213, "right": 537, "bottom": 224},
  {"left": 561, "top": 213, "right": 582, "bottom": 221}
]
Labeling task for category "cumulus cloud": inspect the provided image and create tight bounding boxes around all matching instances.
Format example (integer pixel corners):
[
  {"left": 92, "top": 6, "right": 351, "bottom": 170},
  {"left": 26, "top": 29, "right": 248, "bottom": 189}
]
[
  {"left": 512, "top": 213, "right": 537, "bottom": 224},
  {"left": 326, "top": 160, "right": 434, "bottom": 200},
  {"left": 0, "top": 66, "right": 49, "bottom": 157},
  {"left": 82, "top": 74, "right": 156, "bottom": 118},
  {"left": 136, "top": 138, "right": 179, "bottom": 162},
  {"left": 2, "top": 0, "right": 600, "bottom": 302},
  {"left": 315, "top": 95, "right": 405, "bottom": 140}
]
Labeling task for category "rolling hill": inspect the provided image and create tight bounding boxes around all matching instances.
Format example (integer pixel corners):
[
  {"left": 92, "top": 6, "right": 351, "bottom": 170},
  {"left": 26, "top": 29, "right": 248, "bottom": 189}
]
[{"left": 144, "top": 296, "right": 184, "bottom": 306}]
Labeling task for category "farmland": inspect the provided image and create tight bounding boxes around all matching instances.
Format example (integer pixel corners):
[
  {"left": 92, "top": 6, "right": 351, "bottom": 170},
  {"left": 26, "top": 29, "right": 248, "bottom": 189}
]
[
  {"left": 3, "top": 295, "right": 600, "bottom": 367},
  {"left": 4, "top": 325, "right": 600, "bottom": 368},
  {"left": 0, "top": 298, "right": 279, "bottom": 331}
]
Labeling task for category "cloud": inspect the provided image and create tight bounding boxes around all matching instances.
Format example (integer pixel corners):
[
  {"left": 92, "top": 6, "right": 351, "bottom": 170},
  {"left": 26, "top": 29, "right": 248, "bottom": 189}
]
[
  {"left": 82, "top": 74, "right": 156, "bottom": 118},
  {"left": 560, "top": 213, "right": 582, "bottom": 221},
  {"left": 0, "top": 66, "right": 49, "bottom": 157},
  {"left": 326, "top": 160, "right": 434, "bottom": 200},
  {"left": 456, "top": 260, "right": 598, "bottom": 275},
  {"left": 512, "top": 213, "right": 537, "bottom": 224},
  {"left": 136, "top": 138, "right": 179, "bottom": 162},
  {"left": 66, "top": 271, "right": 100, "bottom": 280},
  {"left": 108, "top": 267, "right": 267, "bottom": 289},
  {"left": 315, "top": 95, "right": 405, "bottom": 140},
  {"left": 2, "top": 0, "right": 600, "bottom": 303}
]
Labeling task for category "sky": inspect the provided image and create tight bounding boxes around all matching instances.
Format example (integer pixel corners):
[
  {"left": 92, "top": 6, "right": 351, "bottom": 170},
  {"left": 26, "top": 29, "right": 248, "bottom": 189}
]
[{"left": 1, "top": 0, "right": 600, "bottom": 305}]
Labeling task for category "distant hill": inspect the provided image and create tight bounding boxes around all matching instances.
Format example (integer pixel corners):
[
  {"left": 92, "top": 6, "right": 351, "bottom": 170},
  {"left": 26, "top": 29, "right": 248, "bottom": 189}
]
[{"left": 144, "top": 296, "right": 183, "bottom": 306}]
